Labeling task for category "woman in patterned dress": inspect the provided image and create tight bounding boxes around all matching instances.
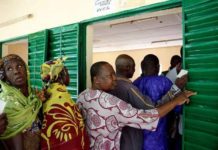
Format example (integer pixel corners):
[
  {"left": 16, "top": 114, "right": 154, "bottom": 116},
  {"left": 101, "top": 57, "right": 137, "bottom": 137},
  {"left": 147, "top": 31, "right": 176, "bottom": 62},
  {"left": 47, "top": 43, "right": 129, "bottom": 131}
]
[{"left": 40, "top": 57, "right": 89, "bottom": 150}]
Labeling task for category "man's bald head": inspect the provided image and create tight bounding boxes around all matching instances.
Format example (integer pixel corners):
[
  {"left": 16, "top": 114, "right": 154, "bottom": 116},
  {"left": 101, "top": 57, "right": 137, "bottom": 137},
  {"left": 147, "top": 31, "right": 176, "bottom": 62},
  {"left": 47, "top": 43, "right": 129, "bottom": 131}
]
[{"left": 115, "top": 54, "right": 135, "bottom": 78}]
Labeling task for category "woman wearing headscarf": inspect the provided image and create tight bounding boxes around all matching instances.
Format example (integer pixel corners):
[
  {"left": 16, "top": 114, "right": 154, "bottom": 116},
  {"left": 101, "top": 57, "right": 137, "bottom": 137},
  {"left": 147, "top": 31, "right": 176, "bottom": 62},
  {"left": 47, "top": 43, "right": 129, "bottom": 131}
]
[
  {"left": 40, "top": 57, "right": 89, "bottom": 150},
  {"left": 0, "top": 54, "right": 42, "bottom": 150}
]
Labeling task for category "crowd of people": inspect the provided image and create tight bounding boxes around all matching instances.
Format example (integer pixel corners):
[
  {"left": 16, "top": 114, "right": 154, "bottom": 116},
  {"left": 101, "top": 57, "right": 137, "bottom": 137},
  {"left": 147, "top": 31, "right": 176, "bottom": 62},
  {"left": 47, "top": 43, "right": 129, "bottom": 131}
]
[{"left": 0, "top": 51, "right": 195, "bottom": 150}]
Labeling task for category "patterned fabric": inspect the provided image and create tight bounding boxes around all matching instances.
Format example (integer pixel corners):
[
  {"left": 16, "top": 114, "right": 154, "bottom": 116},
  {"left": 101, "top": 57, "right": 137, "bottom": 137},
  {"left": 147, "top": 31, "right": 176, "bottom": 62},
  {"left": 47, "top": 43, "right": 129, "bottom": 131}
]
[
  {"left": 77, "top": 88, "right": 159, "bottom": 150},
  {"left": 41, "top": 83, "right": 89, "bottom": 150},
  {"left": 110, "top": 77, "right": 154, "bottom": 150},
  {"left": 41, "top": 57, "right": 67, "bottom": 83},
  {"left": 0, "top": 81, "right": 42, "bottom": 140},
  {"left": 133, "top": 75, "right": 173, "bottom": 150}
]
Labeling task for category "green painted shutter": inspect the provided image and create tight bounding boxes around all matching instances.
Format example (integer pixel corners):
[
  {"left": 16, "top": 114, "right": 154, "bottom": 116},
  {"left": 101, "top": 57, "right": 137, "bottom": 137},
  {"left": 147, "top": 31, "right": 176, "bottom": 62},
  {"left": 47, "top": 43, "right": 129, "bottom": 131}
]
[
  {"left": 48, "top": 24, "right": 79, "bottom": 100},
  {"left": 28, "top": 30, "right": 48, "bottom": 89},
  {"left": 183, "top": 0, "right": 218, "bottom": 150}
]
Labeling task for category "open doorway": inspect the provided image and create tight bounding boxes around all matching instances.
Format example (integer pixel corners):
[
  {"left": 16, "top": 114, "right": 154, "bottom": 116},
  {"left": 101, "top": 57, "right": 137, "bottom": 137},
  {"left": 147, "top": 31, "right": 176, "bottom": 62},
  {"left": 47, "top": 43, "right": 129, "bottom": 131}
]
[
  {"left": 86, "top": 7, "right": 182, "bottom": 86},
  {"left": 2, "top": 39, "right": 28, "bottom": 64},
  {"left": 85, "top": 7, "right": 183, "bottom": 150}
]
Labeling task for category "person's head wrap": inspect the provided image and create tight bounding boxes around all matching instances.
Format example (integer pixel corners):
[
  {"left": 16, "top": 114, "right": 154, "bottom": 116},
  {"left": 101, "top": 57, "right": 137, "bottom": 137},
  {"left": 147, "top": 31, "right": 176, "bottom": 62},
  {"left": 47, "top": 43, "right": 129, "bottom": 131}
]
[
  {"left": 0, "top": 54, "right": 26, "bottom": 81},
  {"left": 41, "top": 57, "right": 67, "bottom": 83},
  {"left": 0, "top": 54, "right": 41, "bottom": 139}
]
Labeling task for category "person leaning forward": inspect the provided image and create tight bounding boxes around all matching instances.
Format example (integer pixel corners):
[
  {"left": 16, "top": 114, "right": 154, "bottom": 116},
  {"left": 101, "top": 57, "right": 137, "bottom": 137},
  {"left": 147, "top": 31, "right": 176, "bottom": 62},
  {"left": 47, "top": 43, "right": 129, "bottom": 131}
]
[
  {"left": 110, "top": 54, "right": 184, "bottom": 150},
  {"left": 77, "top": 61, "right": 196, "bottom": 150}
]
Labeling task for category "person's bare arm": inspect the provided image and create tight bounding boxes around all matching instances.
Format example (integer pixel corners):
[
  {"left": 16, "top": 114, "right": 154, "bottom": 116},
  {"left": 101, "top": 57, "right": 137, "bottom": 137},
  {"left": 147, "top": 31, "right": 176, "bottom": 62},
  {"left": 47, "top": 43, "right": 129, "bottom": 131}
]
[
  {"left": 157, "top": 90, "right": 195, "bottom": 117},
  {"left": 156, "top": 85, "right": 181, "bottom": 106},
  {"left": 175, "top": 74, "right": 188, "bottom": 89},
  {"left": 0, "top": 113, "right": 7, "bottom": 135},
  {"left": 139, "top": 90, "right": 196, "bottom": 118},
  {"left": 4, "top": 133, "right": 24, "bottom": 150}
]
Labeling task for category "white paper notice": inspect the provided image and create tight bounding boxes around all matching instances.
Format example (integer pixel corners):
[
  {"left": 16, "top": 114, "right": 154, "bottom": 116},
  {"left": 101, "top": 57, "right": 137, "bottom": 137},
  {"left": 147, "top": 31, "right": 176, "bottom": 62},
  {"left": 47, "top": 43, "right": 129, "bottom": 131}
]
[
  {"left": 0, "top": 100, "right": 6, "bottom": 114},
  {"left": 177, "top": 69, "right": 188, "bottom": 78},
  {"left": 94, "top": 0, "right": 118, "bottom": 16}
]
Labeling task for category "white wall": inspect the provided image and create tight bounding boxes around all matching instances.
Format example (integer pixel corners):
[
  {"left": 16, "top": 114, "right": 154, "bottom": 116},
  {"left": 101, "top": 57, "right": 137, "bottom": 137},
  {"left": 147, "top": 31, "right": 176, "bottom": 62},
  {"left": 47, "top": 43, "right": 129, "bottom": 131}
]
[
  {"left": 0, "top": 0, "right": 168, "bottom": 41},
  {"left": 0, "top": 0, "right": 94, "bottom": 41}
]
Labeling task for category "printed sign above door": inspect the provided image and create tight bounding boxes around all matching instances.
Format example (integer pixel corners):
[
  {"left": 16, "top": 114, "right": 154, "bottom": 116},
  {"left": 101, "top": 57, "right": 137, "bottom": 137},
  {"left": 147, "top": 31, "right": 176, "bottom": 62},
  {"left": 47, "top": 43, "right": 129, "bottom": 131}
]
[{"left": 94, "top": 0, "right": 167, "bottom": 16}]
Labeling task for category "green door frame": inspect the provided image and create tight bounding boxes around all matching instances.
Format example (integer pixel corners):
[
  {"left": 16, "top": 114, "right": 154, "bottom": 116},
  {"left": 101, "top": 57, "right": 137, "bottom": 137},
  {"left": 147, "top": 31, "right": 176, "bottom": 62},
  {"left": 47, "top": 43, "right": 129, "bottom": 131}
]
[{"left": 79, "top": 0, "right": 182, "bottom": 91}]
